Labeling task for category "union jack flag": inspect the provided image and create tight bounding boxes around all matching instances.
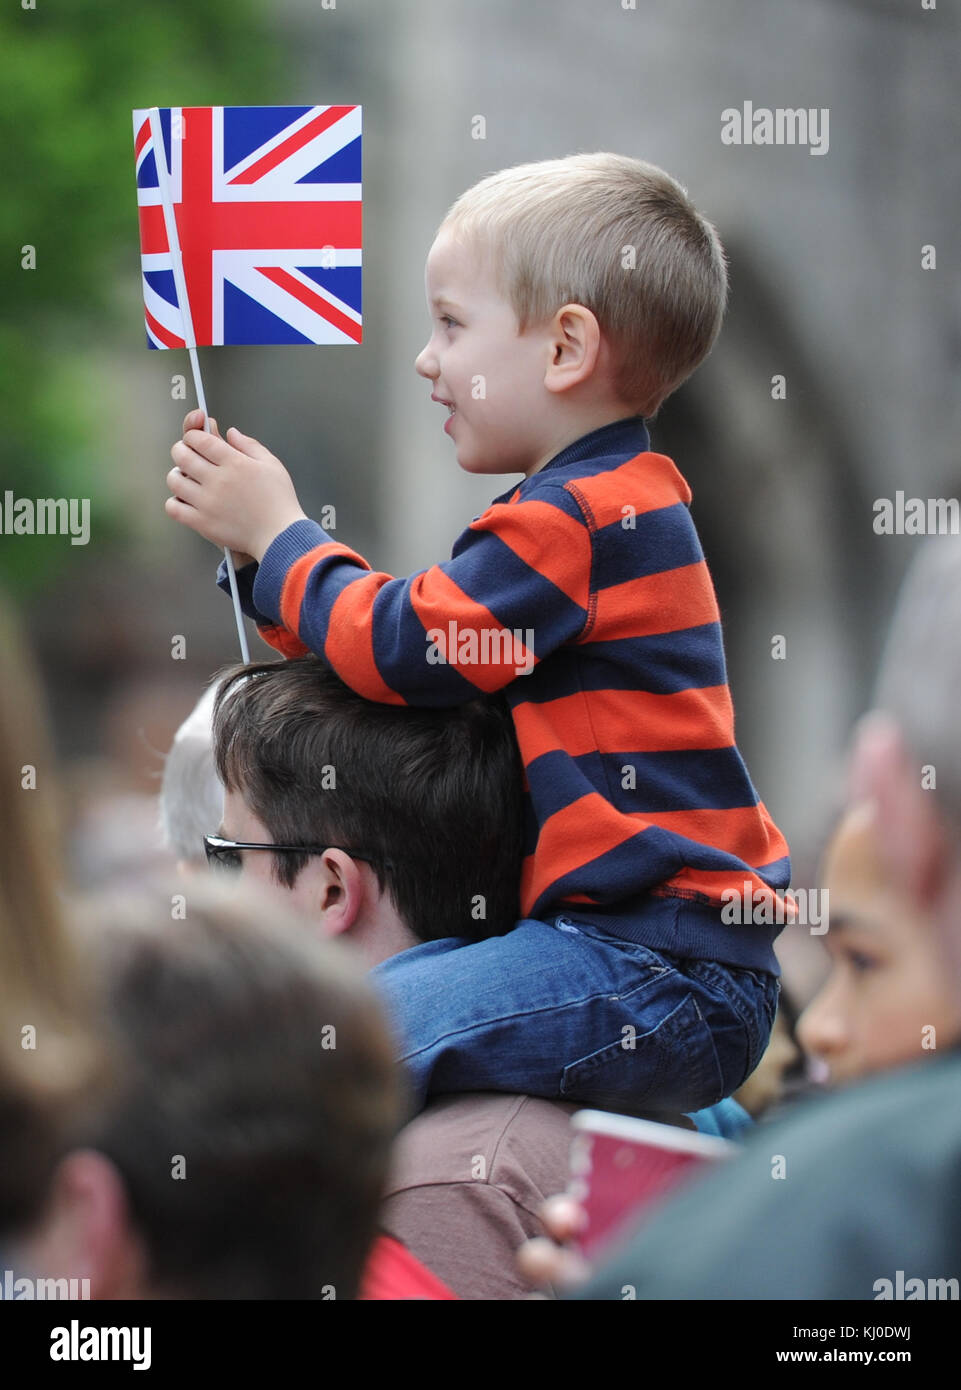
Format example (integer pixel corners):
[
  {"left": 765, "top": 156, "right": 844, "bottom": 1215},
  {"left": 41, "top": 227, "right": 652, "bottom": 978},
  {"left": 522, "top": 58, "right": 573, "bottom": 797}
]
[{"left": 132, "top": 105, "right": 362, "bottom": 348}]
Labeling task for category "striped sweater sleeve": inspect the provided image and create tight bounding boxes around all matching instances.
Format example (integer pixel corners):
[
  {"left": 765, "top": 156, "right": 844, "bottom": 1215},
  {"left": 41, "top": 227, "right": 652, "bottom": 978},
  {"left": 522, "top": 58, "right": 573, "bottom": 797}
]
[
  {"left": 215, "top": 554, "right": 310, "bottom": 659},
  {"left": 245, "top": 488, "right": 592, "bottom": 705}
]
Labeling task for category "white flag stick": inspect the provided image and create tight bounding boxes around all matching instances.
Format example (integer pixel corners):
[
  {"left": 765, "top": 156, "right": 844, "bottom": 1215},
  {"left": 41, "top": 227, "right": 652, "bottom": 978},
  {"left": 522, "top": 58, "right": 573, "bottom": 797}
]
[{"left": 148, "top": 106, "right": 250, "bottom": 664}]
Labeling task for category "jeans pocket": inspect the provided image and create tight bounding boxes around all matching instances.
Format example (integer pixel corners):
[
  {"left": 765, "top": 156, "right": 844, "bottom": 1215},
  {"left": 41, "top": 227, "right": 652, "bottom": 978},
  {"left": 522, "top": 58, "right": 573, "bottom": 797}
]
[{"left": 560, "top": 990, "right": 726, "bottom": 1114}]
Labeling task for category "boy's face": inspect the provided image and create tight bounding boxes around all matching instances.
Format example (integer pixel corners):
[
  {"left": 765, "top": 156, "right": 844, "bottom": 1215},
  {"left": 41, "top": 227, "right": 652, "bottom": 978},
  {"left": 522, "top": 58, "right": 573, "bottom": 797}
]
[
  {"left": 796, "top": 804, "right": 961, "bottom": 1087},
  {"left": 414, "top": 228, "right": 563, "bottom": 478}
]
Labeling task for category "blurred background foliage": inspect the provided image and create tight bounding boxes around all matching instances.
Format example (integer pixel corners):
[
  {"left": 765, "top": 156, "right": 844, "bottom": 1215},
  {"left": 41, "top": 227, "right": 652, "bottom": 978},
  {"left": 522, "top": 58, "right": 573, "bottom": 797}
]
[{"left": 0, "top": 0, "right": 282, "bottom": 593}]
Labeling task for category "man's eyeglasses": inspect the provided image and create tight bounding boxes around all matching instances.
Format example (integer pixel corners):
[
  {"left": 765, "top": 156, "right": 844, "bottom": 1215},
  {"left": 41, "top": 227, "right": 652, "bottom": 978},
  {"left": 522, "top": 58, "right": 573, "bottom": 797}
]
[{"left": 203, "top": 833, "right": 391, "bottom": 874}]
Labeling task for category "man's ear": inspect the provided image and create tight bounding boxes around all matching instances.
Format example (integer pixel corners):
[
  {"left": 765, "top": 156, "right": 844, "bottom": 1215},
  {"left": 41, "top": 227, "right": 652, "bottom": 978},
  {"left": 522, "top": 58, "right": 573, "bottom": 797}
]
[
  {"left": 846, "top": 711, "right": 950, "bottom": 911},
  {"left": 310, "top": 849, "right": 367, "bottom": 938},
  {"left": 29, "top": 1149, "right": 147, "bottom": 1300}
]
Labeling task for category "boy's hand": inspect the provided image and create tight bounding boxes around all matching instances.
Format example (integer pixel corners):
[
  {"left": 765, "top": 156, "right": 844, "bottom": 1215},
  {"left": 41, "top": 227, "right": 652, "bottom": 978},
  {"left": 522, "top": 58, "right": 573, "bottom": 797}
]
[
  {"left": 171, "top": 415, "right": 255, "bottom": 568},
  {"left": 166, "top": 408, "right": 308, "bottom": 562}
]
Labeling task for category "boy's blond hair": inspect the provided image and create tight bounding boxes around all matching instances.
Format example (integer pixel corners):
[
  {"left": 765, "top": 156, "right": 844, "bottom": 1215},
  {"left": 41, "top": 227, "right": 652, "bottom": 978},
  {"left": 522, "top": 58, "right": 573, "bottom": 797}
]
[{"left": 441, "top": 152, "right": 728, "bottom": 417}]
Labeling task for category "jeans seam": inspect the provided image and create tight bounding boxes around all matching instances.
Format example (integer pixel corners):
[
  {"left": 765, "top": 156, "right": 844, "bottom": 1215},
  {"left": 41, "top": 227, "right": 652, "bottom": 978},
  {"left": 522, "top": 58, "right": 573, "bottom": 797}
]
[
  {"left": 686, "top": 963, "right": 764, "bottom": 1083},
  {"left": 395, "top": 980, "right": 673, "bottom": 1066},
  {"left": 690, "top": 993, "right": 726, "bottom": 1108}
]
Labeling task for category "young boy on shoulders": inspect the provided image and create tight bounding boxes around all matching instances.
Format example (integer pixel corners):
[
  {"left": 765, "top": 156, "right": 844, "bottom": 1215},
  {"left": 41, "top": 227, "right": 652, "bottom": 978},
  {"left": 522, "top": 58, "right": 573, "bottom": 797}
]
[{"left": 166, "top": 151, "right": 791, "bottom": 1116}]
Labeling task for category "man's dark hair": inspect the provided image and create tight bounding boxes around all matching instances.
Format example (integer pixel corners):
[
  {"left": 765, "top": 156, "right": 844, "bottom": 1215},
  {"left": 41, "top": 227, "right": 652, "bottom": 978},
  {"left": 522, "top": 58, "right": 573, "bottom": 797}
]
[
  {"left": 75, "top": 878, "right": 402, "bottom": 1300},
  {"left": 212, "top": 657, "right": 524, "bottom": 943}
]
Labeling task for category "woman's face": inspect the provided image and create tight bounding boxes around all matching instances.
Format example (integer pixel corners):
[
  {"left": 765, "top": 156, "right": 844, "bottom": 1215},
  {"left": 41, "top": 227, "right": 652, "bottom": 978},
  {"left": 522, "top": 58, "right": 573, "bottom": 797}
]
[{"left": 797, "top": 804, "right": 961, "bottom": 1087}]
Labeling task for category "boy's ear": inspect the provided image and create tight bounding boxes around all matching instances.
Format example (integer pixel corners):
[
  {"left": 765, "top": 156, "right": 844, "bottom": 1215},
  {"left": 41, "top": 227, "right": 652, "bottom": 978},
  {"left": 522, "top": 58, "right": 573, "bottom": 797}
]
[
  {"left": 847, "top": 711, "right": 949, "bottom": 911},
  {"left": 543, "top": 304, "right": 602, "bottom": 392}
]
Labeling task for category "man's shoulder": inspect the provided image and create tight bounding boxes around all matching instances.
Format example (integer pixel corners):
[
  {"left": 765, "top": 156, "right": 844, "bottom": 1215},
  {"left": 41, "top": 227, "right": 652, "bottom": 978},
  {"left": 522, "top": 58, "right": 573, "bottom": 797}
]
[
  {"left": 382, "top": 1094, "right": 578, "bottom": 1300},
  {"left": 385, "top": 1092, "right": 578, "bottom": 1201}
]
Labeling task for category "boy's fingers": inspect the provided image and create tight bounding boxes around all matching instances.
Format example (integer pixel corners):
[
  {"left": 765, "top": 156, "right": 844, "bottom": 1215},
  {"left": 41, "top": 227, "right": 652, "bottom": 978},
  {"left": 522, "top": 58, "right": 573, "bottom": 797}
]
[
  {"left": 166, "top": 463, "right": 203, "bottom": 501},
  {"left": 170, "top": 439, "right": 214, "bottom": 476},
  {"left": 181, "top": 410, "right": 223, "bottom": 438},
  {"left": 183, "top": 428, "right": 237, "bottom": 465},
  {"left": 225, "top": 426, "right": 274, "bottom": 462},
  {"left": 179, "top": 420, "right": 274, "bottom": 463},
  {"left": 165, "top": 494, "right": 201, "bottom": 528}
]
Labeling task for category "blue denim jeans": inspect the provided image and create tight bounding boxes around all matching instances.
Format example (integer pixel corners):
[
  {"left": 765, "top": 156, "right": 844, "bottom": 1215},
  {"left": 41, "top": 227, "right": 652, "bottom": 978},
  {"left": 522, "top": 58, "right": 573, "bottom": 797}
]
[{"left": 370, "top": 914, "right": 780, "bottom": 1117}]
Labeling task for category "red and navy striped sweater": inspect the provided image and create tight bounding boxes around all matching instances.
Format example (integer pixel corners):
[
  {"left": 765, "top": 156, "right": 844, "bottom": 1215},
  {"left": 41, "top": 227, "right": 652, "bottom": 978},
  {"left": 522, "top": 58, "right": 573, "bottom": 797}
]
[{"left": 218, "top": 415, "right": 791, "bottom": 972}]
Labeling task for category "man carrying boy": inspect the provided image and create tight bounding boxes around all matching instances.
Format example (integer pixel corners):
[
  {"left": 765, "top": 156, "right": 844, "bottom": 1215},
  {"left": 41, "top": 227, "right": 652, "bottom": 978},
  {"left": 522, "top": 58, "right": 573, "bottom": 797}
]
[{"left": 166, "top": 151, "right": 791, "bottom": 1116}]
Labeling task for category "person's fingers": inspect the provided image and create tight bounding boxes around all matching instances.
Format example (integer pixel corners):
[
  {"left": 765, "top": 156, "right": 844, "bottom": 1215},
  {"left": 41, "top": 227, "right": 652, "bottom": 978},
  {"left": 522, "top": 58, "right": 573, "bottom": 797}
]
[
  {"left": 165, "top": 463, "right": 202, "bottom": 501},
  {"left": 181, "top": 410, "right": 224, "bottom": 438},
  {"left": 539, "top": 1193, "right": 588, "bottom": 1243},
  {"left": 182, "top": 428, "right": 236, "bottom": 466},
  {"left": 170, "top": 439, "right": 217, "bottom": 479},
  {"left": 225, "top": 426, "right": 275, "bottom": 461},
  {"left": 516, "top": 1236, "right": 591, "bottom": 1290},
  {"left": 516, "top": 1236, "right": 567, "bottom": 1283},
  {"left": 164, "top": 494, "right": 205, "bottom": 531},
  {"left": 516, "top": 1193, "right": 593, "bottom": 1291}
]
